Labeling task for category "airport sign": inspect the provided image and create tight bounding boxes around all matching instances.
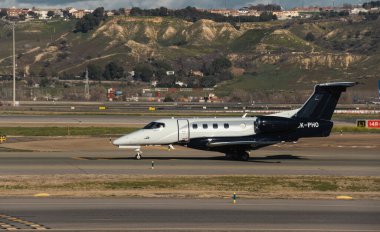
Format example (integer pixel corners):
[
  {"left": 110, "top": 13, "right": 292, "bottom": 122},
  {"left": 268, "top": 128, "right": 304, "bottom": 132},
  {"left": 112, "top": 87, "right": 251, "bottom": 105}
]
[
  {"left": 367, "top": 120, "right": 380, "bottom": 128},
  {"left": 356, "top": 119, "right": 380, "bottom": 128}
]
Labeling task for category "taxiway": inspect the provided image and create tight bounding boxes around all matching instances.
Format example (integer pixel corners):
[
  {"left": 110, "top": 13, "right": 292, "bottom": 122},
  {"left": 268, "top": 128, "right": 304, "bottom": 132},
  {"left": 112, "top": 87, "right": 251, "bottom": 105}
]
[{"left": 0, "top": 198, "right": 378, "bottom": 231}]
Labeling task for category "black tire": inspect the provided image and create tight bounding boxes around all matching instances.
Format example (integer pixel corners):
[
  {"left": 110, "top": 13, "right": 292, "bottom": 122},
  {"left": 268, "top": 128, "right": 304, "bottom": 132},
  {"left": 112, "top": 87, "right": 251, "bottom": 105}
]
[{"left": 240, "top": 151, "right": 250, "bottom": 161}]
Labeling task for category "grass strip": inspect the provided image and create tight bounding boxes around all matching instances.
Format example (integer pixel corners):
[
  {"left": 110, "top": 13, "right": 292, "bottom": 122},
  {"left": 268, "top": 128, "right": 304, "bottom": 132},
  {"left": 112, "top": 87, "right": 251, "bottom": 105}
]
[
  {"left": 332, "top": 126, "right": 380, "bottom": 133},
  {"left": 0, "top": 175, "right": 379, "bottom": 199}
]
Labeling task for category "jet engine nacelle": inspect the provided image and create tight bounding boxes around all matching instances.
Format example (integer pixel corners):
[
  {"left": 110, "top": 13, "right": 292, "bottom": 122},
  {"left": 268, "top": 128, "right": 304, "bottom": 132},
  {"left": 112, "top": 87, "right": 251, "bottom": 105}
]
[{"left": 254, "top": 116, "right": 299, "bottom": 134}]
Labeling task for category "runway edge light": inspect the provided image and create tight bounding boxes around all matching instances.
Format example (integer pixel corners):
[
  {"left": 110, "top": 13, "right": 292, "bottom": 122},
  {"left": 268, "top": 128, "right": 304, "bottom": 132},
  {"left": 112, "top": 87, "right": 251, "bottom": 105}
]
[
  {"left": 336, "top": 195, "right": 353, "bottom": 200},
  {"left": 34, "top": 193, "right": 51, "bottom": 197}
]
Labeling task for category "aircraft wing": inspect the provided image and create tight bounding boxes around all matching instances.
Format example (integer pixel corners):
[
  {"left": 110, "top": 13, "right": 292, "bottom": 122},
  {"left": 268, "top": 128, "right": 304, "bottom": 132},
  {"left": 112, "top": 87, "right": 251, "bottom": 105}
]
[{"left": 206, "top": 140, "right": 279, "bottom": 148}]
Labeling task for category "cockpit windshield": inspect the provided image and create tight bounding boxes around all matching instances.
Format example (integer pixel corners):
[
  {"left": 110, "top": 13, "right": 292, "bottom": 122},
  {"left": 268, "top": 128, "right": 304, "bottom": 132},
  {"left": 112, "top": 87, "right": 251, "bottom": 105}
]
[{"left": 143, "top": 122, "right": 165, "bottom": 129}]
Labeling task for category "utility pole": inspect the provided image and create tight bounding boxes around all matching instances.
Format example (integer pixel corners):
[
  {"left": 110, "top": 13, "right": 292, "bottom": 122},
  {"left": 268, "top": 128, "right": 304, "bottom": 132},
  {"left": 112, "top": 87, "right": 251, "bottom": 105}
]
[
  {"left": 84, "top": 67, "right": 90, "bottom": 100},
  {"left": 12, "top": 21, "right": 16, "bottom": 106}
]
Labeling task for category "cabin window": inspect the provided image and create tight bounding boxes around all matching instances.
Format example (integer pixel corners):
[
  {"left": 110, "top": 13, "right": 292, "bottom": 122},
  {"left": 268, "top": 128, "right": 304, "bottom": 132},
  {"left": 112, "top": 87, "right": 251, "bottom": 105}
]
[
  {"left": 203, "top": 124, "right": 208, "bottom": 129},
  {"left": 213, "top": 123, "right": 218, "bottom": 129},
  {"left": 192, "top": 124, "right": 198, "bottom": 129},
  {"left": 143, "top": 122, "right": 165, "bottom": 129},
  {"left": 224, "top": 123, "right": 229, "bottom": 129}
]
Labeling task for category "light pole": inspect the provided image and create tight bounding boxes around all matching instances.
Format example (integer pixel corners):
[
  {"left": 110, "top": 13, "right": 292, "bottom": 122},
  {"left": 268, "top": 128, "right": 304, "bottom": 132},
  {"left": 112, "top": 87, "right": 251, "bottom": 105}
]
[
  {"left": 12, "top": 21, "right": 16, "bottom": 106},
  {"left": 3, "top": 19, "right": 17, "bottom": 106}
]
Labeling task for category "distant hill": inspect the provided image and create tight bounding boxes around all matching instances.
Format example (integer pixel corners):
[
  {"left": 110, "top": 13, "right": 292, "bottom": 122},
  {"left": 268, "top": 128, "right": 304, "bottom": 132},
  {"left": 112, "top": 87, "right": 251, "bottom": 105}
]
[{"left": 0, "top": 16, "right": 379, "bottom": 103}]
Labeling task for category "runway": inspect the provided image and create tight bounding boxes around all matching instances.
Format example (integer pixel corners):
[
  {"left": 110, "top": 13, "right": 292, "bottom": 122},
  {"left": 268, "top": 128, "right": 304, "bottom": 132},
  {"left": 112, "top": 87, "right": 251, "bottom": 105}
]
[
  {"left": 0, "top": 198, "right": 379, "bottom": 231},
  {"left": 0, "top": 134, "right": 379, "bottom": 176}
]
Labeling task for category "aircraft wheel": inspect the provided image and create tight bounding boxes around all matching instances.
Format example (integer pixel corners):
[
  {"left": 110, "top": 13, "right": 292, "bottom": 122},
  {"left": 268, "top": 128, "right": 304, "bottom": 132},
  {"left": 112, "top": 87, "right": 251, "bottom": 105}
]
[
  {"left": 135, "top": 153, "right": 142, "bottom": 160},
  {"left": 240, "top": 151, "right": 250, "bottom": 161},
  {"left": 232, "top": 153, "right": 240, "bottom": 161},
  {"left": 225, "top": 153, "right": 233, "bottom": 160}
]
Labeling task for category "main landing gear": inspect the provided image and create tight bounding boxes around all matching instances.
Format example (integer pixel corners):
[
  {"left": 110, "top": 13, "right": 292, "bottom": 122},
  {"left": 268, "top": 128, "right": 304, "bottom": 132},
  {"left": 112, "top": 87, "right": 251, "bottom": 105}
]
[
  {"left": 135, "top": 149, "right": 142, "bottom": 160},
  {"left": 225, "top": 151, "right": 250, "bottom": 161}
]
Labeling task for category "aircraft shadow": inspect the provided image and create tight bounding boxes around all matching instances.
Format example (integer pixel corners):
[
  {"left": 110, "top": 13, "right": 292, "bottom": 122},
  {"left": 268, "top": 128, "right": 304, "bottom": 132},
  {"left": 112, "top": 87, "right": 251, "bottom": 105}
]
[{"left": 78, "top": 154, "right": 307, "bottom": 163}]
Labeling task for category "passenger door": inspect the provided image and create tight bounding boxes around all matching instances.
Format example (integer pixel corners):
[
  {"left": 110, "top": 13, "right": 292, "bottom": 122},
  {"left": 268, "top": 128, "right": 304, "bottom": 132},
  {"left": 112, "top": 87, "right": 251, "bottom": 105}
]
[{"left": 177, "top": 119, "right": 189, "bottom": 142}]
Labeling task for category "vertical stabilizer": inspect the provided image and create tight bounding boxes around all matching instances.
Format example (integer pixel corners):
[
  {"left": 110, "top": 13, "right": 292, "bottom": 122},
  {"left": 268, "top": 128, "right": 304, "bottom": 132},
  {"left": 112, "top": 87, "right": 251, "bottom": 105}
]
[{"left": 293, "top": 82, "right": 356, "bottom": 121}]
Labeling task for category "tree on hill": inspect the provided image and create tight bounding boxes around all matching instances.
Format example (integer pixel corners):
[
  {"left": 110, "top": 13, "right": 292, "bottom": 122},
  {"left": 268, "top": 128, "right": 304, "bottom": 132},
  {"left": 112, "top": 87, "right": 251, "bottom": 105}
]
[
  {"left": 130, "top": 7, "right": 144, "bottom": 16},
  {"left": 0, "top": 9, "right": 7, "bottom": 18},
  {"left": 134, "top": 63, "right": 154, "bottom": 82},
  {"left": 157, "top": 76, "right": 175, "bottom": 87},
  {"left": 87, "top": 64, "right": 103, "bottom": 81},
  {"left": 47, "top": 11, "right": 55, "bottom": 18},
  {"left": 129, "top": 6, "right": 277, "bottom": 24},
  {"left": 248, "top": 4, "right": 281, "bottom": 11},
  {"left": 206, "top": 57, "right": 232, "bottom": 75},
  {"left": 103, "top": 62, "right": 124, "bottom": 80},
  {"left": 364, "top": 12, "right": 380, "bottom": 20},
  {"left": 363, "top": 1, "right": 380, "bottom": 9},
  {"left": 39, "top": 78, "right": 50, "bottom": 88},
  {"left": 259, "top": 11, "right": 277, "bottom": 21},
  {"left": 305, "top": 32, "right": 315, "bottom": 41},
  {"left": 19, "top": 14, "right": 26, "bottom": 21},
  {"left": 200, "top": 76, "right": 217, "bottom": 88},
  {"left": 27, "top": 11, "right": 38, "bottom": 19},
  {"left": 75, "top": 7, "right": 106, "bottom": 33}
]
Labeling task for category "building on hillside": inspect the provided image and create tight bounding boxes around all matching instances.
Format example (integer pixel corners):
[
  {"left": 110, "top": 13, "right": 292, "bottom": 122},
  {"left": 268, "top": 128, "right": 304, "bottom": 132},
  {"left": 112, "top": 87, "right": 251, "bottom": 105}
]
[
  {"left": 166, "top": 71, "right": 175, "bottom": 76},
  {"left": 118, "top": 8, "right": 131, "bottom": 15},
  {"left": 72, "top": 10, "right": 85, "bottom": 18},
  {"left": 106, "top": 11, "right": 114, "bottom": 17},
  {"left": 67, "top": 7, "right": 78, "bottom": 14},
  {"left": 151, "top": 80, "right": 158, "bottom": 87},
  {"left": 292, "top": 7, "right": 321, "bottom": 12},
  {"left": 246, "top": 10, "right": 261, "bottom": 17},
  {"left": 33, "top": 9, "right": 49, "bottom": 19},
  {"left": 7, "top": 7, "right": 22, "bottom": 17},
  {"left": 238, "top": 8, "right": 249, "bottom": 14},
  {"left": 209, "top": 9, "right": 234, "bottom": 17},
  {"left": 273, "top": 11, "right": 300, "bottom": 20},
  {"left": 350, "top": 8, "right": 369, "bottom": 14},
  {"left": 190, "top": 70, "right": 204, "bottom": 77},
  {"left": 175, "top": 81, "right": 187, "bottom": 87}
]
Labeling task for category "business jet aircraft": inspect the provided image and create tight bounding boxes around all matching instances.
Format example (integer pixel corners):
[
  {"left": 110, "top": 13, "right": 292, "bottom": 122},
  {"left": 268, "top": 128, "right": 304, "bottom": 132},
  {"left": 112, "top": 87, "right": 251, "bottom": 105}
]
[{"left": 113, "top": 82, "right": 356, "bottom": 161}]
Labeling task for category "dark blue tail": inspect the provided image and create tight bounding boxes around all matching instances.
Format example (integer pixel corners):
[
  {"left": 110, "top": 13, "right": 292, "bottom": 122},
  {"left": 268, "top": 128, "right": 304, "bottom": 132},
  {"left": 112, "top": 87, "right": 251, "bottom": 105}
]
[{"left": 293, "top": 82, "right": 356, "bottom": 121}]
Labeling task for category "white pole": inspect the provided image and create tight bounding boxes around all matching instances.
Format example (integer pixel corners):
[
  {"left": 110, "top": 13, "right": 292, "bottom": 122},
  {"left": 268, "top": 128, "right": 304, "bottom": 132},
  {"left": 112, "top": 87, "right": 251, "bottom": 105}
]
[{"left": 12, "top": 21, "right": 16, "bottom": 106}]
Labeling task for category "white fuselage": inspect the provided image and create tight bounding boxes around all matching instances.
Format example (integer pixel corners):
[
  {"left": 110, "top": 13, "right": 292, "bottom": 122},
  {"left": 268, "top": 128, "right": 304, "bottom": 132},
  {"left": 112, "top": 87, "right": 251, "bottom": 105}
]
[{"left": 113, "top": 117, "right": 258, "bottom": 147}]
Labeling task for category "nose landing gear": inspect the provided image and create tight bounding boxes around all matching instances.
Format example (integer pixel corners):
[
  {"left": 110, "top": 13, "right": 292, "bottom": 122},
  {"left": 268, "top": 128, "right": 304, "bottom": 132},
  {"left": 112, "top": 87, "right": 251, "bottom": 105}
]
[{"left": 135, "top": 148, "right": 143, "bottom": 160}]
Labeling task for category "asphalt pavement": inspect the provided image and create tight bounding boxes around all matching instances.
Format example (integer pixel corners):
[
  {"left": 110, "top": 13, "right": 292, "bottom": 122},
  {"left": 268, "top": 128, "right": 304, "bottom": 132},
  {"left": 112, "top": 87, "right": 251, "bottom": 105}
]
[
  {"left": 0, "top": 144, "right": 378, "bottom": 176},
  {"left": 0, "top": 198, "right": 379, "bottom": 231}
]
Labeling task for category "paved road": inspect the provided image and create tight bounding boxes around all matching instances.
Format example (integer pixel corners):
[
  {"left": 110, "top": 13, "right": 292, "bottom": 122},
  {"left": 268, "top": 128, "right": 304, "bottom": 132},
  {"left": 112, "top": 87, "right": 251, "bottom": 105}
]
[
  {"left": 0, "top": 115, "right": 154, "bottom": 127},
  {"left": 0, "top": 145, "right": 378, "bottom": 176},
  {"left": 0, "top": 198, "right": 378, "bottom": 231},
  {"left": 0, "top": 133, "right": 378, "bottom": 176},
  {"left": 0, "top": 115, "right": 356, "bottom": 127}
]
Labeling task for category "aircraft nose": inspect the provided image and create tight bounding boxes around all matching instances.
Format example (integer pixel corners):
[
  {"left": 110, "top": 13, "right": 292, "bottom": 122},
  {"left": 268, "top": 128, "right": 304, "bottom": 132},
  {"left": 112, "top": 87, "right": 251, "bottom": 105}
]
[{"left": 112, "top": 136, "right": 129, "bottom": 146}]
